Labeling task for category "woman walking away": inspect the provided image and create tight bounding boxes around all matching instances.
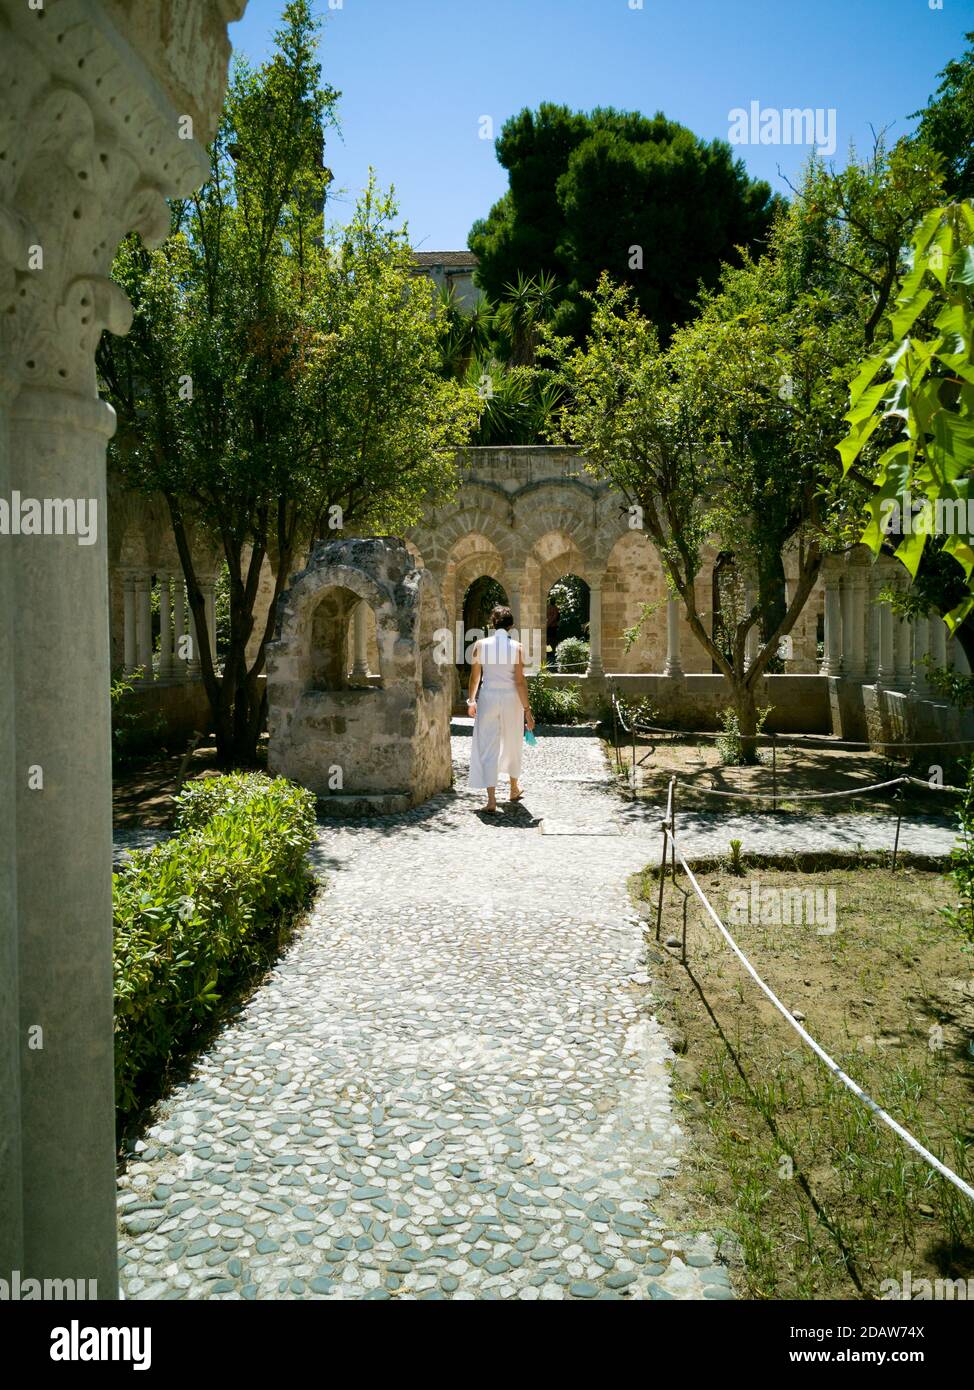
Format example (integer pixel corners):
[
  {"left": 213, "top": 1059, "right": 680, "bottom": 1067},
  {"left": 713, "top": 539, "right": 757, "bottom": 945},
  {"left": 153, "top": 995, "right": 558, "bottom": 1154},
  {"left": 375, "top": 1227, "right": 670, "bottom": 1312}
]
[{"left": 468, "top": 605, "right": 535, "bottom": 813}]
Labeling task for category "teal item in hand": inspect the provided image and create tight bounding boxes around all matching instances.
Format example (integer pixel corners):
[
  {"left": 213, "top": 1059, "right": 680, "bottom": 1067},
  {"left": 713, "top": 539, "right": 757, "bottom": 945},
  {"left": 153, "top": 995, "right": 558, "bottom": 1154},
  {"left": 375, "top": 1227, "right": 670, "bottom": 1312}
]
[{"left": 524, "top": 729, "right": 537, "bottom": 746}]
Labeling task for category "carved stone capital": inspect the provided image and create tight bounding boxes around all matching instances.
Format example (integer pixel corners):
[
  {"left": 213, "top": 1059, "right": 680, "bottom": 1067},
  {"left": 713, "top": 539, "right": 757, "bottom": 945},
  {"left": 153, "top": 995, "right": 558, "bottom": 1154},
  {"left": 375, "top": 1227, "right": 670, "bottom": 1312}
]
[{"left": 0, "top": 1, "right": 243, "bottom": 398}]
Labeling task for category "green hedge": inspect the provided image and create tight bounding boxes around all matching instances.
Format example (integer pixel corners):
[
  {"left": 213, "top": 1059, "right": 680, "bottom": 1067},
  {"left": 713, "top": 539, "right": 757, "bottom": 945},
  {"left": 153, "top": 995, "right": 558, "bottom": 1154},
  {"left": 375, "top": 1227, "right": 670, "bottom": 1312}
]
[{"left": 113, "top": 773, "right": 317, "bottom": 1116}]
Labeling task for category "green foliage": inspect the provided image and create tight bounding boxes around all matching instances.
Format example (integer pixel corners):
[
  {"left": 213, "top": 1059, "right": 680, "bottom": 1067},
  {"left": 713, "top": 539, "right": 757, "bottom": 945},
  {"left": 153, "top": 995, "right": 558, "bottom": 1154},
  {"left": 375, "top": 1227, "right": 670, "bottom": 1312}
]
[
  {"left": 716, "top": 705, "right": 772, "bottom": 766},
  {"left": 527, "top": 668, "right": 583, "bottom": 725},
  {"left": 469, "top": 103, "right": 779, "bottom": 344},
  {"left": 111, "top": 672, "right": 166, "bottom": 765},
  {"left": 113, "top": 773, "right": 317, "bottom": 1114},
  {"left": 551, "top": 139, "right": 942, "bottom": 729},
  {"left": 942, "top": 758, "right": 974, "bottom": 945},
  {"left": 912, "top": 31, "right": 974, "bottom": 199},
  {"left": 839, "top": 201, "right": 974, "bottom": 630},
  {"left": 99, "top": 2, "right": 477, "bottom": 764},
  {"left": 727, "top": 839, "right": 745, "bottom": 877},
  {"left": 553, "top": 636, "right": 589, "bottom": 671}
]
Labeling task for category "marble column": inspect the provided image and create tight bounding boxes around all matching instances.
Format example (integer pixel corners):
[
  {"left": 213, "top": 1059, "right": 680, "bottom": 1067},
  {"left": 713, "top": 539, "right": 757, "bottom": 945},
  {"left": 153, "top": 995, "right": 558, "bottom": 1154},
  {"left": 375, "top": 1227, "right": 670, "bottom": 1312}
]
[
  {"left": 664, "top": 596, "right": 684, "bottom": 677},
  {"left": 821, "top": 572, "right": 843, "bottom": 676},
  {"left": 0, "top": 0, "right": 246, "bottom": 1297},
  {"left": 351, "top": 601, "right": 369, "bottom": 679},
  {"left": 158, "top": 572, "right": 174, "bottom": 678},
  {"left": 122, "top": 570, "right": 138, "bottom": 675},
  {"left": 202, "top": 577, "right": 218, "bottom": 667},
  {"left": 843, "top": 571, "right": 866, "bottom": 680},
  {"left": 173, "top": 578, "right": 188, "bottom": 679},
  {"left": 135, "top": 572, "right": 153, "bottom": 679},
  {"left": 586, "top": 577, "right": 605, "bottom": 677},
  {"left": 876, "top": 587, "right": 895, "bottom": 688},
  {"left": 893, "top": 604, "right": 913, "bottom": 691},
  {"left": 911, "top": 616, "right": 931, "bottom": 698},
  {"left": 929, "top": 614, "right": 947, "bottom": 675},
  {"left": 865, "top": 569, "right": 882, "bottom": 682}
]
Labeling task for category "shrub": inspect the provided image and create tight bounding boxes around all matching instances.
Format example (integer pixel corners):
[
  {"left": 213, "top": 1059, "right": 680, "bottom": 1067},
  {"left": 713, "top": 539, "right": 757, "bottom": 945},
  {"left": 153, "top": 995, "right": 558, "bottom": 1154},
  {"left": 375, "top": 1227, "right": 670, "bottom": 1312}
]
[
  {"left": 715, "top": 705, "right": 772, "bottom": 766},
  {"left": 111, "top": 672, "right": 167, "bottom": 765},
  {"left": 528, "top": 667, "right": 583, "bottom": 725},
  {"left": 553, "top": 636, "right": 590, "bottom": 671},
  {"left": 113, "top": 773, "right": 317, "bottom": 1115}
]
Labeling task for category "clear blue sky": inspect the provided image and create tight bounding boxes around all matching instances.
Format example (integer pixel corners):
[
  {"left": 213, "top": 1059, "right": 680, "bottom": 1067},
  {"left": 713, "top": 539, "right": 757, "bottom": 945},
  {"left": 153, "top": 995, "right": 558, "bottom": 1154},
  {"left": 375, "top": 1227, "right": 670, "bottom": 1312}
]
[{"left": 229, "top": 0, "right": 974, "bottom": 249}]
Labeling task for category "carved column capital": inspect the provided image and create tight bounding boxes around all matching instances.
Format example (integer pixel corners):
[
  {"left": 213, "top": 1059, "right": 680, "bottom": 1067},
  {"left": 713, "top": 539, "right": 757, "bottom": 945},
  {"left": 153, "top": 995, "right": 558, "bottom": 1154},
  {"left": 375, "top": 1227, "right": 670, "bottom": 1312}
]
[{"left": 0, "top": 0, "right": 242, "bottom": 400}]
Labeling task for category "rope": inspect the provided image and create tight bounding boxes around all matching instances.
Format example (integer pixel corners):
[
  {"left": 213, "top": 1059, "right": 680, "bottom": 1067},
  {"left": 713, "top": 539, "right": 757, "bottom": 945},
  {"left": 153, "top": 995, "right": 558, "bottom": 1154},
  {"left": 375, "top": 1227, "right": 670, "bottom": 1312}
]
[
  {"left": 664, "top": 824, "right": 974, "bottom": 1206},
  {"left": 671, "top": 776, "right": 912, "bottom": 803}
]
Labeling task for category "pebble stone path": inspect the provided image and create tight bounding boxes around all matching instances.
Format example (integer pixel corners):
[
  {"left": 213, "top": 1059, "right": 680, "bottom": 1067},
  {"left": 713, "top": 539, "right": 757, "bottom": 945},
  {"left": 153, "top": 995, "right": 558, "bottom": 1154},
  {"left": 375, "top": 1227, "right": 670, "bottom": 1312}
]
[{"left": 115, "top": 727, "right": 956, "bottom": 1301}]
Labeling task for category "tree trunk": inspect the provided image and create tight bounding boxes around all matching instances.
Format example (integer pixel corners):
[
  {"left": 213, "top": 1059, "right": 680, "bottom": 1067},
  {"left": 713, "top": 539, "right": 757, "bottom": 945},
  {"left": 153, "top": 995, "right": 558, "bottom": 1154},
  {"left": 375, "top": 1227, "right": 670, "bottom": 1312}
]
[{"left": 734, "top": 681, "right": 760, "bottom": 764}]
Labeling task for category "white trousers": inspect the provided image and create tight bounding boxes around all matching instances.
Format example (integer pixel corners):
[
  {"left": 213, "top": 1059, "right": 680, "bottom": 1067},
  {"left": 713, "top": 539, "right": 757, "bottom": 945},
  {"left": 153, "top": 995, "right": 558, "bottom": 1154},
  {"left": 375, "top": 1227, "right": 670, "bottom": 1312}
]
[{"left": 469, "top": 689, "right": 523, "bottom": 788}]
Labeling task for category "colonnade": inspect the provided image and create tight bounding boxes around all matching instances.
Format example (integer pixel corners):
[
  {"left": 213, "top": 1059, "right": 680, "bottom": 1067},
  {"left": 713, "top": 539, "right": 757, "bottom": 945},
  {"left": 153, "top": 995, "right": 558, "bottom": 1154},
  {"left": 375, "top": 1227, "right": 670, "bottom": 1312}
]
[{"left": 119, "top": 569, "right": 217, "bottom": 680}]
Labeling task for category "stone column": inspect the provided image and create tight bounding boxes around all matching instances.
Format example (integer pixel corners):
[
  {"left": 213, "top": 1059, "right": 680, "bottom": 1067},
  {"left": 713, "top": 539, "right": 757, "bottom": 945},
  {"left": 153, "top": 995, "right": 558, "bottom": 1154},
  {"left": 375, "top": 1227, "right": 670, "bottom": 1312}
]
[
  {"left": 876, "top": 590, "right": 895, "bottom": 688},
  {"left": 910, "top": 616, "right": 931, "bottom": 698},
  {"left": 351, "top": 600, "right": 369, "bottom": 679},
  {"left": 664, "top": 596, "right": 684, "bottom": 677},
  {"left": 173, "top": 578, "right": 187, "bottom": 679},
  {"left": 843, "top": 570, "right": 866, "bottom": 680},
  {"left": 135, "top": 572, "right": 153, "bottom": 679},
  {"left": 0, "top": 0, "right": 246, "bottom": 1298},
  {"left": 187, "top": 596, "right": 202, "bottom": 678},
  {"left": 122, "top": 570, "right": 138, "bottom": 675},
  {"left": 202, "top": 576, "right": 218, "bottom": 667},
  {"left": 893, "top": 604, "right": 913, "bottom": 691},
  {"left": 743, "top": 585, "right": 759, "bottom": 671},
  {"left": 158, "top": 572, "right": 174, "bottom": 678},
  {"left": 929, "top": 614, "right": 947, "bottom": 676},
  {"left": 586, "top": 576, "right": 604, "bottom": 677},
  {"left": 821, "top": 572, "right": 842, "bottom": 676},
  {"left": 865, "top": 569, "right": 882, "bottom": 682}
]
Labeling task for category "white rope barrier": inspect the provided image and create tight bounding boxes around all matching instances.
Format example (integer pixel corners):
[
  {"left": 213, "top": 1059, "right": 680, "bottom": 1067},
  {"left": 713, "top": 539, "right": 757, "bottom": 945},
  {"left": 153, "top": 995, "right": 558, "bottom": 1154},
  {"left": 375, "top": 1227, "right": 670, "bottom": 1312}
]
[{"left": 663, "top": 824, "right": 974, "bottom": 1206}]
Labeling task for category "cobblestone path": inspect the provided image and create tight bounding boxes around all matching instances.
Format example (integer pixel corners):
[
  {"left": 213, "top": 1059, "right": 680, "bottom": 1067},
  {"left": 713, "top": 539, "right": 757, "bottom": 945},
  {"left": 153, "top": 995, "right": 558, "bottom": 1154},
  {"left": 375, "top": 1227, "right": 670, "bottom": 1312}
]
[
  {"left": 116, "top": 728, "right": 957, "bottom": 1300},
  {"left": 116, "top": 730, "right": 733, "bottom": 1301}
]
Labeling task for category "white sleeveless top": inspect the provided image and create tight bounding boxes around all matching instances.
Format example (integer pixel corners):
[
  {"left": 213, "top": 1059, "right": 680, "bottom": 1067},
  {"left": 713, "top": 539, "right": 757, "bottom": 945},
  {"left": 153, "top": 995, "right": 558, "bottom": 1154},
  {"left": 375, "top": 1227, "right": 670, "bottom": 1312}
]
[{"left": 478, "top": 631, "right": 521, "bottom": 692}]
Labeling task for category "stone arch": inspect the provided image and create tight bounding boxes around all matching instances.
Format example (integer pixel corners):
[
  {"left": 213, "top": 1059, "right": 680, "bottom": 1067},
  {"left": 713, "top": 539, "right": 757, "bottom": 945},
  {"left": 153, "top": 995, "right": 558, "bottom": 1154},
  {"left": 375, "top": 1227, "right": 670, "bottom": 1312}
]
[{"left": 267, "top": 538, "right": 452, "bottom": 806}]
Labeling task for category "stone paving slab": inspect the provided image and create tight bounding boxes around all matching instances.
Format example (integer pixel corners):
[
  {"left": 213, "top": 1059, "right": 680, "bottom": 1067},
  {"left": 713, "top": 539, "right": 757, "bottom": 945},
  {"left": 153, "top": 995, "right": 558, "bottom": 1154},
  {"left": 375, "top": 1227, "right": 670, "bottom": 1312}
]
[{"left": 115, "top": 732, "right": 729, "bottom": 1300}]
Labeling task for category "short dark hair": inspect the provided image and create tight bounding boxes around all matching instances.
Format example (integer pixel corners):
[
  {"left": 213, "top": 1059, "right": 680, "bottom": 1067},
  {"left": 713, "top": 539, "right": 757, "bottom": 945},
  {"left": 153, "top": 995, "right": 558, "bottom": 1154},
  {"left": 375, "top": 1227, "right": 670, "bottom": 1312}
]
[{"left": 490, "top": 605, "right": 514, "bottom": 630}]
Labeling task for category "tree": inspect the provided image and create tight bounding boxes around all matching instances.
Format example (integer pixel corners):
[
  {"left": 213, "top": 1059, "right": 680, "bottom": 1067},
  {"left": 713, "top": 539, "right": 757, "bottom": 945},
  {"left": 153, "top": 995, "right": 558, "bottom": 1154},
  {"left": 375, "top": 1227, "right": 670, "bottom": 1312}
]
[
  {"left": 99, "top": 2, "right": 476, "bottom": 764},
  {"left": 912, "top": 32, "right": 974, "bottom": 199},
  {"left": 839, "top": 201, "right": 974, "bottom": 632},
  {"left": 469, "top": 104, "right": 780, "bottom": 344},
  {"left": 551, "top": 140, "right": 941, "bottom": 756}
]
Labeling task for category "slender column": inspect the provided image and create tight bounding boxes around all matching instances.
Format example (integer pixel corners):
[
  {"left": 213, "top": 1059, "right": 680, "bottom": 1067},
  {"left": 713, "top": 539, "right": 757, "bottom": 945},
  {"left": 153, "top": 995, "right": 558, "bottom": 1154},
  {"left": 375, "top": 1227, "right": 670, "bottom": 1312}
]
[
  {"left": 910, "top": 616, "right": 931, "bottom": 697},
  {"left": 586, "top": 577, "right": 604, "bottom": 677},
  {"left": 187, "top": 594, "right": 202, "bottom": 679},
  {"left": 202, "top": 578, "right": 218, "bottom": 667},
  {"left": 664, "top": 597, "right": 684, "bottom": 676},
  {"left": 821, "top": 574, "right": 843, "bottom": 676},
  {"left": 844, "top": 571, "right": 866, "bottom": 680},
  {"left": 135, "top": 572, "right": 153, "bottom": 680},
  {"left": 352, "top": 601, "right": 369, "bottom": 678},
  {"left": 0, "top": 0, "right": 247, "bottom": 1303},
  {"left": 158, "top": 572, "right": 174, "bottom": 678},
  {"left": 122, "top": 571, "right": 138, "bottom": 675},
  {"left": 893, "top": 603, "right": 913, "bottom": 691},
  {"left": 865, "top": 569, "right": 882, "bottom": 682},
  {"left": 929, "top": 614, "right": 947, "bottom": 676},
  {"left": 173, "top": 580, "right": 188, "bottom": 680},
  {"left": 876, "top": 589, "right": 895, "bottom": 688}
]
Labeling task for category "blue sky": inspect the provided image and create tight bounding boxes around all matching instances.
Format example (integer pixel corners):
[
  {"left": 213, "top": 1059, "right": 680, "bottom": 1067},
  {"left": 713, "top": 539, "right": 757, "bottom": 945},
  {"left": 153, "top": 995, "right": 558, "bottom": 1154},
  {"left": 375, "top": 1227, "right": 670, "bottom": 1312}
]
[{"left": 229, "top": 0, "right": 974, "bottom": 250}]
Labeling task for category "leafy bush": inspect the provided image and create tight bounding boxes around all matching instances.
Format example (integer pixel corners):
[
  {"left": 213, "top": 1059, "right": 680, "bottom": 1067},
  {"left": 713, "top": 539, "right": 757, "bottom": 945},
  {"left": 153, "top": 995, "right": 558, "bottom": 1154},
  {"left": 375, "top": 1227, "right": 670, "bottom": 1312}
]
[
  {"left": 113, "top": 773, "right": 317, "bottom": 1115},
  {"left": 528, "top": 667, "right": 583, "bottom": 725},
  {"left": 715, "top": 705, "right": 772, "bottom": 766},
  {"left": 942, "top": 758, "right": 974, "bottom": 945},
  {"left": 553, "top": 636, "right": 589, "bottom": 671},
  {"left": 111, "top": 672, "right": 166, "bottom": 765}
]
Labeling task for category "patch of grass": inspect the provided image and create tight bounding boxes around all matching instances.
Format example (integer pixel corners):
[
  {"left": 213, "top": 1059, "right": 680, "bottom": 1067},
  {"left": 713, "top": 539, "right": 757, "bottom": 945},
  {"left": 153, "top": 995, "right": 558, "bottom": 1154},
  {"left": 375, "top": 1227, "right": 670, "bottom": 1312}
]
[{"left": 633, "top": 864, "right": 974, "bottom": 1299}]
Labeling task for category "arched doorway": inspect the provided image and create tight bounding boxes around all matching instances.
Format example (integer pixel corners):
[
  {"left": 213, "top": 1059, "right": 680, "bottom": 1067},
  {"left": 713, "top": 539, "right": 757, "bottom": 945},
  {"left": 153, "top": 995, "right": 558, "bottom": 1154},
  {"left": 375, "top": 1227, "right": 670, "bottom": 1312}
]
[
  {"left": 545, "top": 574, "right": 590, "bottom": 668},
  {"left": 462, "top": 575, "right": 509, "bottom": 660}
]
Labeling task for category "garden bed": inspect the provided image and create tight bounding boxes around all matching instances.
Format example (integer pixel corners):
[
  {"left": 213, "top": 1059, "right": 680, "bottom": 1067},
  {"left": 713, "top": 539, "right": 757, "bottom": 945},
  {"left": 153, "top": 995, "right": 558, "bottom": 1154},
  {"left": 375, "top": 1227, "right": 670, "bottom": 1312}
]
[{"left": 632, "top": 860, "right": 974, "bottom": 1299}]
